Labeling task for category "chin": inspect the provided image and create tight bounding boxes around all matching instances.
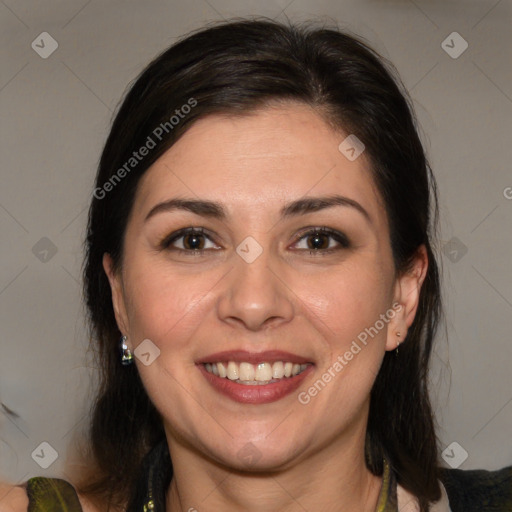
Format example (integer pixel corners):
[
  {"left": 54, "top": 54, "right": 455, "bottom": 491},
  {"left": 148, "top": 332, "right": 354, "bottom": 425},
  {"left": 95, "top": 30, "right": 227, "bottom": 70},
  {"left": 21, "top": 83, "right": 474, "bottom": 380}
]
[{"left": 204, "top": 436, "right": 307, "bottom": 474}]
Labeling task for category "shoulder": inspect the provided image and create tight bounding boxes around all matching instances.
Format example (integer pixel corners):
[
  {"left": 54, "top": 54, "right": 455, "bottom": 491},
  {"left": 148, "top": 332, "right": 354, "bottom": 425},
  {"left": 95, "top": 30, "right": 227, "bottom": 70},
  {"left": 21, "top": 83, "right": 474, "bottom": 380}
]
[
  {"left": 0, "top": 479, "right": 100, "bottom": 512},
  {"left": 0, "top": 482, "right": 29, "bottom": 512},
  {"left": 439, "top": 465, "right": 512, "bottom": 511}
]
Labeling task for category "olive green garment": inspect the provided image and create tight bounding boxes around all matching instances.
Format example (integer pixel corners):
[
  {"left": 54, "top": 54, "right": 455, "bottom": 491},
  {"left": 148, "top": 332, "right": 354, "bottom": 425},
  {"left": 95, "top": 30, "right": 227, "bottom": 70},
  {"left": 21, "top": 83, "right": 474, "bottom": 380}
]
[{"left": 25, "top": 477, "right": 83, "bottom": 512}]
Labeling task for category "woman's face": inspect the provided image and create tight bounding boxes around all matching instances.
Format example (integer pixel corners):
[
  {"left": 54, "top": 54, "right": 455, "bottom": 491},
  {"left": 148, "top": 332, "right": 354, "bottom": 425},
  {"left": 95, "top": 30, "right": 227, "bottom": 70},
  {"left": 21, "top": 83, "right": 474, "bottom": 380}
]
[{"left": 105, "top": 103, "right": 424, "bottom": 471}]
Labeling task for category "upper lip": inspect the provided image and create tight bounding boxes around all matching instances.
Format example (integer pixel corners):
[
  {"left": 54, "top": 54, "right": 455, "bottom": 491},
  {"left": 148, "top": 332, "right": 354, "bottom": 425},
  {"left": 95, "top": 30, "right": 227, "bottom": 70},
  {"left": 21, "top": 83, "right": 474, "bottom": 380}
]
[{"left": 196, "top": 350, "right": 313, "bottom": 365}]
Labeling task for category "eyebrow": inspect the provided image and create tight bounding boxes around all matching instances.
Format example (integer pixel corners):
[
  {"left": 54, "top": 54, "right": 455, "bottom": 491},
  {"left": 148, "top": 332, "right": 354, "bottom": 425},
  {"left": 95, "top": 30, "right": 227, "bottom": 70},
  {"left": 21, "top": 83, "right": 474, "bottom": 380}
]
[{"left": 145, "top": 194, "right": 372, "bottom": 225}]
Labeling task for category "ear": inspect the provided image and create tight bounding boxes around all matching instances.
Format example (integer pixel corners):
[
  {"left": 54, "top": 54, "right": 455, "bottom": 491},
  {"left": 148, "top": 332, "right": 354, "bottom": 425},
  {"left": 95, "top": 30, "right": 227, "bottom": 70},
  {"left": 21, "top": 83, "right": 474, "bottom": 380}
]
[
  {"left": 102, "top": 253, "right": 130, "bottom": 336},
  {"left": 385, "top": 245, "right": 428, "bottom": 351}
]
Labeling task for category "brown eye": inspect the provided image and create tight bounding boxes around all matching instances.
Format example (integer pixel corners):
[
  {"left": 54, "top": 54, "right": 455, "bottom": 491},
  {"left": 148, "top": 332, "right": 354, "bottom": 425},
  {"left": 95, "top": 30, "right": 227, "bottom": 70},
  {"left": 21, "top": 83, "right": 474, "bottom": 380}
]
[
  {"left": 161, "top": 227, "right": 219, "bottom": 254},
  {"left": 306, "top": 232, "right": 330, "bottom": 250},
  {"left": 293, "top": 227, "right": 350, "bottom": 254},
  {"left": 182, "top": 233, "right": 206, "bottom": 250}
]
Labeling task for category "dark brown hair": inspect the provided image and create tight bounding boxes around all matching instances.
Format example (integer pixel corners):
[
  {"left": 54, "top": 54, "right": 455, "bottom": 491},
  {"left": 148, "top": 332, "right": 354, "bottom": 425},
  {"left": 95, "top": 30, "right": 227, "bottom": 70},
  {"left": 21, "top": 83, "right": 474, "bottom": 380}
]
[{"left": 78, "top": 17, "right": 442, "bottom": 511}]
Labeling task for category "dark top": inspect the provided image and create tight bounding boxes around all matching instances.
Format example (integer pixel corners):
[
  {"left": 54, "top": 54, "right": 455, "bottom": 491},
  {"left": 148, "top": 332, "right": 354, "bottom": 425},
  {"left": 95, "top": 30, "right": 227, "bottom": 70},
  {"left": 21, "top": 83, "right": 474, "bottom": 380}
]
[{"left": 23, "top": 439, "right": 512, "bottom": 511}]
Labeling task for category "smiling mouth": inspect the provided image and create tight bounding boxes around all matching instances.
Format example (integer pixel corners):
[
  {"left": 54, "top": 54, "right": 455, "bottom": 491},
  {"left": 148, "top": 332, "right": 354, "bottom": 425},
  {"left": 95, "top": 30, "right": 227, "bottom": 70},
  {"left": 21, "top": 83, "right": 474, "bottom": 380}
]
[{"left": 203, "top": 361, "right": 311, "bottom": 385}]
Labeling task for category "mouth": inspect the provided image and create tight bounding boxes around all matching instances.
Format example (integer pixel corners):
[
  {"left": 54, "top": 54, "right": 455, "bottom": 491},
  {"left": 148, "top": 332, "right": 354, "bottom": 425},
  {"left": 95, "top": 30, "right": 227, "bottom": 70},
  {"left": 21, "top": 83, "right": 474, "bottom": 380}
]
[
  {"left": 203, "top": 360, "right": 310, "bottom": 385},
  {"left": 196, "top": 350, "right": 314, "bottom": 404}
]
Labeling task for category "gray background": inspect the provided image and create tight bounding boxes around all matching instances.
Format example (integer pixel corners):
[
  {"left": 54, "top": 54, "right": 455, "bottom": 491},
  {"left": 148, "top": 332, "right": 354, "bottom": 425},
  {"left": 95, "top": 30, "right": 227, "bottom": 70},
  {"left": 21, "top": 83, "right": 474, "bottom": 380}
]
[{"left": 1, "top": 0, "right": 511, "bottom": 485}]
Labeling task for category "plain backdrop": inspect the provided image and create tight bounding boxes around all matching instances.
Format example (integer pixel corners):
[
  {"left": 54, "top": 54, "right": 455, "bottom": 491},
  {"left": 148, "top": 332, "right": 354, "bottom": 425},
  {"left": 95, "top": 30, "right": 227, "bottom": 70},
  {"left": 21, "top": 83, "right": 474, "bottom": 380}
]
[{"left": 1, "top": 0, "right": 511, "bottom": 483}]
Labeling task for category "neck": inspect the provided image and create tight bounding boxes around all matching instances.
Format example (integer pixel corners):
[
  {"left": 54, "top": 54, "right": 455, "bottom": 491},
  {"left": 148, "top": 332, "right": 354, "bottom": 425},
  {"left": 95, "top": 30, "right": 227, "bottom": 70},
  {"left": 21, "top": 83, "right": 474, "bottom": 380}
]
[{"left": 164, "top": 424, "right": 382, "bottom": 512}]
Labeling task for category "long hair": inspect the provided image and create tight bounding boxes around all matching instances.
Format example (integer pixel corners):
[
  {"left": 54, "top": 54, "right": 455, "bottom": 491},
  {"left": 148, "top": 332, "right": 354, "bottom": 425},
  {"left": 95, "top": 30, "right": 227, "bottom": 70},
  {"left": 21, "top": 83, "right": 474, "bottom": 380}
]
[{"left": 78, "top": 18, "right": 442, "bottom": 511}]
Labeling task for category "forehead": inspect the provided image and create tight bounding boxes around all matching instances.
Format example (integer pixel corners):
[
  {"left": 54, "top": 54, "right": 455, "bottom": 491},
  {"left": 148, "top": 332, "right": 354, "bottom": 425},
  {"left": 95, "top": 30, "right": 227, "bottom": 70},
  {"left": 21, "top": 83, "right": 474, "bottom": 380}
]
[{"left": 134, "top": 103, "right": 385, "bottom": 224}]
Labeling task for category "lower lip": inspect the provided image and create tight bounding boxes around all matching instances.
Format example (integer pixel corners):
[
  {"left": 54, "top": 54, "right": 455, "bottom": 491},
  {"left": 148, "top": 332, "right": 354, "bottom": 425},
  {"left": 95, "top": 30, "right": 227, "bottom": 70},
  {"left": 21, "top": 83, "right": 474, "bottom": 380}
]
[{"left": 198, "top": 364, "right": 314, "bottom": 404}]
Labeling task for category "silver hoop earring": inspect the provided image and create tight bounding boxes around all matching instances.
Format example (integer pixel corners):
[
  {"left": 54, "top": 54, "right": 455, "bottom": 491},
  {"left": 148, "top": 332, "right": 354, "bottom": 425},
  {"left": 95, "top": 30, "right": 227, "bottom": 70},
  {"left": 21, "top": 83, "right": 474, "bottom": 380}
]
[
  {"left": 120, "top": 335, "right": 134, "bottom": 365},
  {"left": 396, "top": 332, "right": 401, "bottom": 355}
]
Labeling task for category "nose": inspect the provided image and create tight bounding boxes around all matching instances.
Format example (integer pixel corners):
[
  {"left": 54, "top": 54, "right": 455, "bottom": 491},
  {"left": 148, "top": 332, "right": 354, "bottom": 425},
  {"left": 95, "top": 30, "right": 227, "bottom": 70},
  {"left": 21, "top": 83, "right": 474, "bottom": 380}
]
[{"left": 216, "top": 249, "right": 294, "bottom": 332}]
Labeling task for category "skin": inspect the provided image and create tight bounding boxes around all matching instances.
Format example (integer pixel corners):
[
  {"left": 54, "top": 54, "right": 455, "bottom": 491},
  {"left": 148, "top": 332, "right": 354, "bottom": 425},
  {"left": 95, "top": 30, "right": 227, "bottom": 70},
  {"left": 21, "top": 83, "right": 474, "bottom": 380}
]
[
  {"left": 103, "top": 103, "right": 428, "bottom": 512},
  {"left": 0, "top": 483, "right": 96, "bottom": 512}
]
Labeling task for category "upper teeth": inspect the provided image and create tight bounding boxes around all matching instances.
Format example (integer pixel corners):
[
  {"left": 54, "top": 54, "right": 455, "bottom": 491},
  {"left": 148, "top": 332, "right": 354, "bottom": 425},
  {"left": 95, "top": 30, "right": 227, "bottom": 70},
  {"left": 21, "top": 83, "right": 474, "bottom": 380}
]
[{"left": 204, "top": 361, "right": 308, "bottom": 381}]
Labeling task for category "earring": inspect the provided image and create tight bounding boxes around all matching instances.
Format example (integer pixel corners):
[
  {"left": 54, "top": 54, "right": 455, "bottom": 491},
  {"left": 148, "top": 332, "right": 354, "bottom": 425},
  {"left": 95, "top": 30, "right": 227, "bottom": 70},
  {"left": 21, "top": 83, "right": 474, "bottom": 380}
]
[
  {"left": 396, "top": 332, "right": 401, "bottom": 355},
  {"left": 120, "top": 335, "right": 134, "bottom": 365}
]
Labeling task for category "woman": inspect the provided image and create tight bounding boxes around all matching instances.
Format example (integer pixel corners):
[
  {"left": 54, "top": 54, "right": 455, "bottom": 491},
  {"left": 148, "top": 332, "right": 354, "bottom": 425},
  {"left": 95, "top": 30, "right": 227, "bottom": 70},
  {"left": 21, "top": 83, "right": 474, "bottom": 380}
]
[{"left": 3, "top": 18, "right": 511, "bottom": 512}]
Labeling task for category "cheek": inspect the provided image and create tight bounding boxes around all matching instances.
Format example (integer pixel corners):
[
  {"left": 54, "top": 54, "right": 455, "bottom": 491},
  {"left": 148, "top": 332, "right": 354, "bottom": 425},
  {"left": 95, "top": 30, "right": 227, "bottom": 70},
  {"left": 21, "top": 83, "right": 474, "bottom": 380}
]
[
  {"left": 298, "top": 262, "right": 393, "bottom": 344},
  {"left": 122, "top": 258, "right": 224, "bottom": 351}
]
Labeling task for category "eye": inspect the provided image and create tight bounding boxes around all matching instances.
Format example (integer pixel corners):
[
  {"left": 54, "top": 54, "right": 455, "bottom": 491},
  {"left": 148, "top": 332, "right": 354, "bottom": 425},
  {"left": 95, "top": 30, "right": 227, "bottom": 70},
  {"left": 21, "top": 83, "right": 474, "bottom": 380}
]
[
  {"left": 292, "top": 227, "right": 350, "bottom": 254},
  {"left": 160, "top": 227, "right": 220, "bottom": 254},
  {"left": 159, "top": 226, "right": 349, "bottom": 256}
]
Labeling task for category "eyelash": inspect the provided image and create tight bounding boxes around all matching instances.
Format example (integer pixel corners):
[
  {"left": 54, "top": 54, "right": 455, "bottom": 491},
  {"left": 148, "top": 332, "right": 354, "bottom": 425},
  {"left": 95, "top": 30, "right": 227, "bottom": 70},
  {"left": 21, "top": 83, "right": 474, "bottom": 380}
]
[{"left": 160, "top": 226, "right": 350, "bottom": 256}]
